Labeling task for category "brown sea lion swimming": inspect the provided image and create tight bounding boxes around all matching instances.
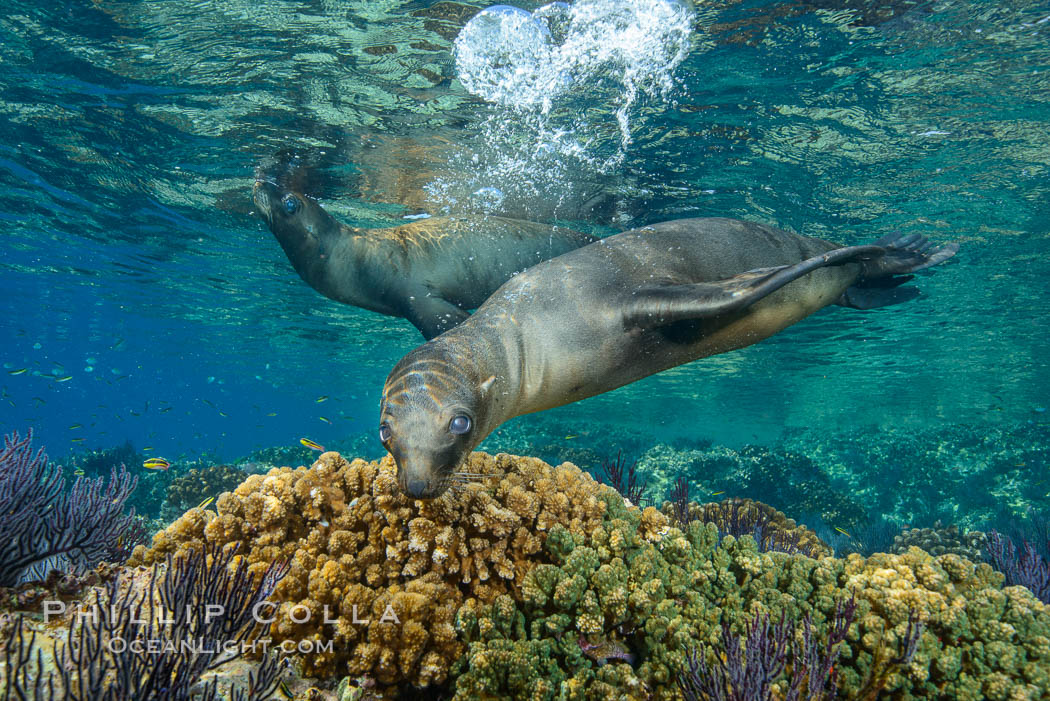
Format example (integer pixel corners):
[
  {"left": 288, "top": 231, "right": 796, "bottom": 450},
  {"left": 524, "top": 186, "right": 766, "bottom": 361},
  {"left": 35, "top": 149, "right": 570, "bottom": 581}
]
[
  {"left": 252, "top": 179, "right": 597, "bottom": 339},
  {"left": 379, "top": 217, "right": 959, "bottom": 498}
]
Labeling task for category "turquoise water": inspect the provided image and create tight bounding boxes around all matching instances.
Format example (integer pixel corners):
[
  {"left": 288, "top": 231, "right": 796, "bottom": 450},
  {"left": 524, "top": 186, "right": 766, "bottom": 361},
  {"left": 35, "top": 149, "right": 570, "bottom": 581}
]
[{"left": 1, "top": 0, "right": 1047, "bottom": 525}]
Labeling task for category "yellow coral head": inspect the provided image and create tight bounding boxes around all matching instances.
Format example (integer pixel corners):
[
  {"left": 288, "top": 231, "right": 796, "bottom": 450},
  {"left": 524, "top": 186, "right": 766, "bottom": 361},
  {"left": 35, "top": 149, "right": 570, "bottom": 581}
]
[{"left": 380, "top": 342, "right": 496, "bottom": 499}]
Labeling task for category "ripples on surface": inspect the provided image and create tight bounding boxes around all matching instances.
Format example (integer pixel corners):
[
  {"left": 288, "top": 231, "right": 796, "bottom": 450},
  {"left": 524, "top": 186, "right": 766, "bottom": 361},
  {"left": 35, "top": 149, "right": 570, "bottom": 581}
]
[{"left": 0, "top": 0, "right": 1047, "bottom": 458}]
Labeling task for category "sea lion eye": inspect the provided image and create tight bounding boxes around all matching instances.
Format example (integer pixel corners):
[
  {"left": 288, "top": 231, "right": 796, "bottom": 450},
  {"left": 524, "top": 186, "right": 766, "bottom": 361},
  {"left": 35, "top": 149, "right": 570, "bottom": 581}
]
[
  {"left": 379, "top": 423, "right": 392, "bottom": 442},
  {"left": 449, "top": 415, "right": 471, "bottom": 435},
  {"left": 281, "top": 194, "right": 301, "bottom": 215}
]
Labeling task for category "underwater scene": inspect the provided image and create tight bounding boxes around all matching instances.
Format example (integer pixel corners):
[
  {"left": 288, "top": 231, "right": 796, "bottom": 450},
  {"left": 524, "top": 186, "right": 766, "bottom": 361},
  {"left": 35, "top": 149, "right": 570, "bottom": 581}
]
[{"left": 1, "top": 0, "right": 1049, "bottom": 698}]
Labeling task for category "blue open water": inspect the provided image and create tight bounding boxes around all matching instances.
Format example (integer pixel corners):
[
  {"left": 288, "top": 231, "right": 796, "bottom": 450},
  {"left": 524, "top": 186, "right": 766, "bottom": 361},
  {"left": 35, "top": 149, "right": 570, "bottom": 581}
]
[{"left": 1, "top": 0, "right": 1047, "bottom": 527}]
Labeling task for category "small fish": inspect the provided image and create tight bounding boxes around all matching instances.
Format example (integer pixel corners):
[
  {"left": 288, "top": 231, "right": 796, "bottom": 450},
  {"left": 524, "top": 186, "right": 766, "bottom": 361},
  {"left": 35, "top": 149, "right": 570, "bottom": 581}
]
[
  {"left": 316, "top": 395, "right": 329, "bottom": 403},
  {"left": 278, "top": 680, "right": 293, "bottom": 699},
  {"left": 300, "top": 438, "right": 325, "bottom": 451},
  {"left": 159, "top": 406, "right": 173, "bottom": 413},
  {"left": 197, "top": 496, "right": 215, "bottom": 510},
  {"left": 55, "top": 375, "right": 73, "bottom": 382},
  {"left": 319, "top": 416, "right": 332, "bottom": 424},
  {"left": 1015, "top": 463, "right": 1026, "bottom": 467},
  {"left": 143, "top": 457, "right": 171, "bottom": 471},
  {"left": 32, "top": 397, "right": 46, "bottom": 405},
  {"left": 69, "top": 423, "right": 82, "bottom": 429},
  {"left": 564, "top": 434, "right": 579, "bottom": 440},
  {"left": 8, "top": 368, "right": 27, "bottom": 376},
  {"left": 70, "top": 438, "right": 85, "bottom": 443},
  {"left": 201, "top": 399, "right": 215, "bottom": 408},
  {"left": 218, "top": 411, "right": 228, "bottom": 417},
  {"left": 73, "top": 468, "right": 85, "bottom": 476},
  {"left": 834, "top": 526, "right": 852, "bottom": 538},
  {"left": 711, "top": 490, "right": 725, "bottom": 496},
  {"left": 266, "top": 412, "right": 277, "bottom": 417}
]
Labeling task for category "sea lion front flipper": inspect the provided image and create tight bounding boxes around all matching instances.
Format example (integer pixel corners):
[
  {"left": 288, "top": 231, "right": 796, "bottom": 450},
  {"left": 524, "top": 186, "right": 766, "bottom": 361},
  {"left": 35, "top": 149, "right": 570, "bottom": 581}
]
[
  {"left": 622, "top": 244, "right": 889, "bottom": 329},
  {"left": 405, "top": 296, "right": 470, "bottom": 340}
]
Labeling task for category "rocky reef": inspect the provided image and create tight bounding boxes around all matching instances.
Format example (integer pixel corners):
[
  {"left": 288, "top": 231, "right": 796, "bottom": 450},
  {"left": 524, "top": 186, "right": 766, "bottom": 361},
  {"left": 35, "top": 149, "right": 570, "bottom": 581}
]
[
  {"left": 127, "top": 451, "right": 1050, "bottom": 700},
  {"left": 165, "top": 463, "right": 247, "bottom": 513}
]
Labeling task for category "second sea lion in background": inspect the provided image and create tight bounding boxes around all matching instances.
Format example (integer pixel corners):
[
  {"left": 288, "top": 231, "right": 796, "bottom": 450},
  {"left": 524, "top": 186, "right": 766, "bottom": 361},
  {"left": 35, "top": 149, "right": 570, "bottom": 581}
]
[{"left": 253, "top": 178, "right": 597, "bottom": 339}]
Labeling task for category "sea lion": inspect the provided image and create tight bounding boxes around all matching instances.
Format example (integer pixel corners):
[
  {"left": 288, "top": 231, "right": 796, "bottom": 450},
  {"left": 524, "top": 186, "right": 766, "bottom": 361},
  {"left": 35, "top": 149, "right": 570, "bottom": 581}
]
[
  {"left": 252, "top": 179, "right": 597, "bottom": 339},
  {"left": 379, "top": 217, "right": 959, "bottom": 498}
]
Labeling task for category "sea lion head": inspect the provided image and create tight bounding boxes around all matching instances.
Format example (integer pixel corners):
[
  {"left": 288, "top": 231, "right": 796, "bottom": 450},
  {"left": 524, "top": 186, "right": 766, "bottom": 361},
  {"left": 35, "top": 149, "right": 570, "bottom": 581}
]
[
  {"left": 379, "top": 343, "right": 497, "bottom": 499},
  {"left": 252, "top": 179, "right": 336, "bottom": 273}
]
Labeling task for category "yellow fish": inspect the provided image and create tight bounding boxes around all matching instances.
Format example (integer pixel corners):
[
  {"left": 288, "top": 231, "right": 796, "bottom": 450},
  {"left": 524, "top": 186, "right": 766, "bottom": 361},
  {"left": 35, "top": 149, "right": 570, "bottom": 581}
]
[
  {"left": 70, "top": 438, "right": 85, "bottom": 443},
  {"left": 278, "top": 680, "right": 293, "bottom": 699},
  {"left": 218, "top": 411, "right": 228, "bottom": 417},
  {"left": 69, "top": 423, "right": 82, "bottom": 429},
  {"left": 73, "top": 468, "right": 85, "bottom": 476},
  {"left": 55, "top": 375, "right": 73, "bottom": 382},
  {"left": 564, "top": 434, "right": 579, "bottom": 440},
  {"left": 834, "top": 526, "right": 852, "bottom": 538},
  {"left": 316, "top": 395, "right": 329, "bottom": 403},
  {"left": 197, "top": 496, "right": 215, "bottom": 510},
  {"left": 711, "top": 490, "right": 725, "bottom": 496},
  {"left": 319, "top": 416, "right": 332, "bottom": 424},
  {"left": 143, "top": 457, "right": 170, "bottom": 471},
  {"left": 8, "top": 368, "right": 27, "bottom": 376},
  {"left": 300, "top": 437, "right": 325, "bottom": 452},
  {"left": 143, "top": 446, "right": 154, "bottom": 452},
  {"left": 267, "top": 412, "right": 277, "bottom": 417}
]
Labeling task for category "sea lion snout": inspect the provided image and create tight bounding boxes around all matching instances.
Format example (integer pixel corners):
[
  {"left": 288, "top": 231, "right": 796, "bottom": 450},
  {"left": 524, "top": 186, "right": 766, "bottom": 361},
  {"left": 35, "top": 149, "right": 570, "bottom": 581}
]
[{"left": 388, "top": 441, "right": 464, "bottom": 500}]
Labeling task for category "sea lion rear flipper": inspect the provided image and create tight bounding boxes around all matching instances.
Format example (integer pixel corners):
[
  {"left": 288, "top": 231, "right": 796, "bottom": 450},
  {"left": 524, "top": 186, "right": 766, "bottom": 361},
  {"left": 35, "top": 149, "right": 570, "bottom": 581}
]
[
  {"left": 405, "top": 296, "right": 470, "bottom": 340},
  {"left": 622, "top": 244, "right": 890, "bottom": 329}
]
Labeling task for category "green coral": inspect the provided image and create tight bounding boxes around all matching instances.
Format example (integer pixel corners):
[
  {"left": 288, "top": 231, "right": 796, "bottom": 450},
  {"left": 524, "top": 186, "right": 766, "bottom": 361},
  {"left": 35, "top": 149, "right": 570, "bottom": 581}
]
[
  {"left": 131, "top": 450, "right": 1050, "bottom": 700},
  {"left": 450, "top": 487, "right": 1050, "bottom": 700}
]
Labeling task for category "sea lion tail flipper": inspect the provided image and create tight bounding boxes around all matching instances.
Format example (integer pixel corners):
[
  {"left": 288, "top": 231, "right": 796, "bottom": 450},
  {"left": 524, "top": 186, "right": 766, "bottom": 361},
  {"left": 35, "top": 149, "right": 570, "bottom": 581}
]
[
  {"left": 835, "top": 232, "right": 959, "bottom": 309},
  {"left": 622, "top": 244, "right": 889, "bottom": 329},
  {"left": 866, "top": 231, "right": 960, "bottom": 276}
]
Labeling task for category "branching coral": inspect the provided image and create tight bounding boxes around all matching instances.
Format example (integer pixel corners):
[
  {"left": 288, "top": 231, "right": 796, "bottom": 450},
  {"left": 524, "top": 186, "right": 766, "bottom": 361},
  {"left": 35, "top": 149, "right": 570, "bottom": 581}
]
[
  {"left": 663, "top": 496, "right": 832, "bottom": 559},
  {"left": 0, "top": 430, "right": 139, "bottom": 586},
  {"left": 597, "top": 451, "right": 649, "bottom": 507},
  {"left": 1, "top": 541, "right": 289, "bottom": 700},
  {"left": 986, "top": 530, "right": 1050, "bottom": 604},
  {"left": 679, "top": 596, "right": 858, "bottom": 701},
  {"left": 129, "top": 451, "right": 1050, "bottom": 699},
  {"left": 130, "top": 452, "right": 611, "bottom": 686}
]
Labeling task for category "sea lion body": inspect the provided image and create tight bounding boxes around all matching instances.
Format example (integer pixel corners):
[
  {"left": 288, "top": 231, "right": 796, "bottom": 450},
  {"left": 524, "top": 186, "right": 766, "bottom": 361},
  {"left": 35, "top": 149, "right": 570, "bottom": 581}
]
[
  {"left": 253, "top": 180, "right": 597, "bottom": 339},
  {"left": 380, "top": 217, "right": 959, "bottom": 498}
]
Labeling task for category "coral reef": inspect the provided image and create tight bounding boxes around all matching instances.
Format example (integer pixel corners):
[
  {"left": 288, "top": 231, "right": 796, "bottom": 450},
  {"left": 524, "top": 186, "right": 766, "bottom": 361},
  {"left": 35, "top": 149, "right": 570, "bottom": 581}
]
[
  {"left": 891, "top": 521, "right": 988, "bottom": 561},
  {"left": 639, "top": 443, "right": 867, "bottom": 530},
  {"left": 1, "top": 542, "right": 289, "bottom": 700},
  {"left": 986, "top": 531, "right": 1050, "bottom": 605},
  {"left": 782, "top": 421, "right": 1050, "bottom": 528},
  {"left": 129, "top": 450, "right": 1050, "bottom": 699},
  {"left": 131, "top": 452, "right": 610, "bottom": 687},
  {"left": 596, "top": 450, "right": 649, "bottom": 506},
  {"left": 678, "top": 597, "right": 861, "bottom": 701},
  {"left": 68, "top": 439, "right": 140, "bottom": 478},
  {"left": 662, "top": 495, "right": 833, "bottom": 559},
  {"left": 166, "top": 463, "right": 247, "bottom": 512},
  {"left": 0, "top": 430, "right": 139, "bottom": 586}
]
